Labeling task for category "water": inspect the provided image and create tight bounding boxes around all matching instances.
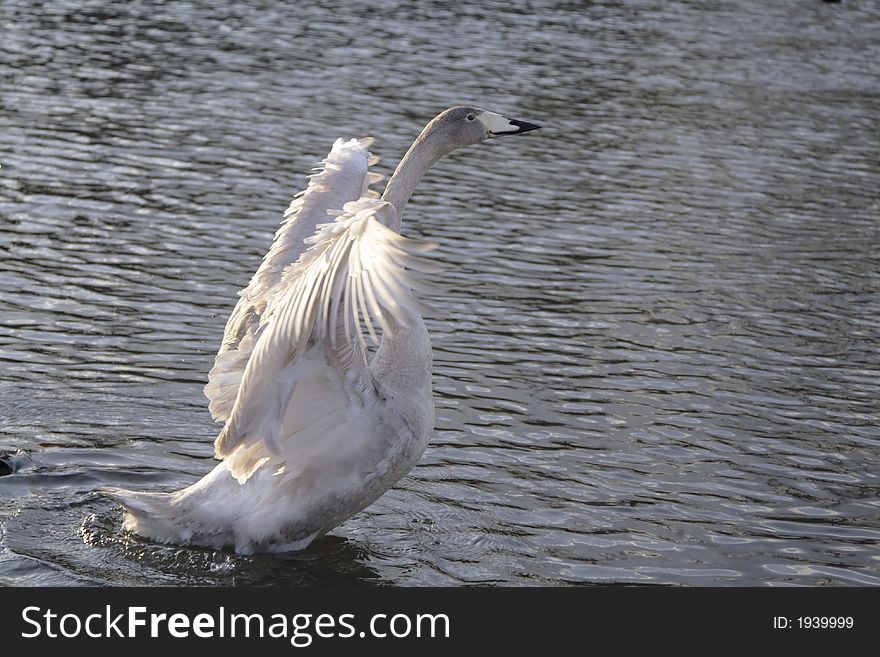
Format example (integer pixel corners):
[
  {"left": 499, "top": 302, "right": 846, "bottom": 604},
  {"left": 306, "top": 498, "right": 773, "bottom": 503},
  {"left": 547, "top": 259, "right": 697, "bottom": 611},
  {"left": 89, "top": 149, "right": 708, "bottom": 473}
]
[{"left": 1, "top": 0, "right": 878, "bottom": 586}]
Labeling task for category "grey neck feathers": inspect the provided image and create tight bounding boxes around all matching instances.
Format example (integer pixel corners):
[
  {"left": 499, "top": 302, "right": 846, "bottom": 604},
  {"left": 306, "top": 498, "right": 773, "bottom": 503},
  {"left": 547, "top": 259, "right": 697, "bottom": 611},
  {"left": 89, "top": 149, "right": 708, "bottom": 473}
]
[{"left": 381, "top": 121, "right": 453, "bottom": 231}]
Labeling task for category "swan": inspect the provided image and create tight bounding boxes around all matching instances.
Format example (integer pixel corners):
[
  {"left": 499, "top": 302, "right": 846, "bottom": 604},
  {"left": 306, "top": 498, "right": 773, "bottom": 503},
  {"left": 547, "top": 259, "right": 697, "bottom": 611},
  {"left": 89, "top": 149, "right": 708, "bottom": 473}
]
[{"left": 105, "top": 106, "right": 540, "bottom": 554}]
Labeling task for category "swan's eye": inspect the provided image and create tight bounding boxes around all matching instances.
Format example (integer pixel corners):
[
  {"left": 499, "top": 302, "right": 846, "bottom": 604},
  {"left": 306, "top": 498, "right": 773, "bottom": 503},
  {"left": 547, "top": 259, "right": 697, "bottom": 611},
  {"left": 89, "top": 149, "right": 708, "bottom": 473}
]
[{"left": 466, "top": 114, "right": 475, "bottom": 122}]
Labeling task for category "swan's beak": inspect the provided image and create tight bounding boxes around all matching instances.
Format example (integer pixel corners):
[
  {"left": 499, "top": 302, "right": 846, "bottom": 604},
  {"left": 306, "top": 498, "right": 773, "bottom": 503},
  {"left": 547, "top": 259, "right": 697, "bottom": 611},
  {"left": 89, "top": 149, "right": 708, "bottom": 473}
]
[{"left": 478, "top": 111, "right": 541, "bottom": 137}]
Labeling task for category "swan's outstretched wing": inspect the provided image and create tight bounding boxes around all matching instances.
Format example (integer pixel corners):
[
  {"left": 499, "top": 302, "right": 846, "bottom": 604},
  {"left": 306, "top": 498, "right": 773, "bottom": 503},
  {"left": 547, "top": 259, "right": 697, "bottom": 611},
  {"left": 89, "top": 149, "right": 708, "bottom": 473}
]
[
  {"left": 213, "top": 197, "right": 437, "bottom": 480},
  {"left": 204, "top": 138, "right": 382, "bottom": 423}
]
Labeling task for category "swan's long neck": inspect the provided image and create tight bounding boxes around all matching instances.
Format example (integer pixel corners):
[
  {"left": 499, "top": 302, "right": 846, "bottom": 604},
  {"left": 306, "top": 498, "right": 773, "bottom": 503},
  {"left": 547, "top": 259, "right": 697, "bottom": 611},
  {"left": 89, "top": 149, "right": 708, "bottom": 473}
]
[
  {"left": 373, "top": 120, "right": 448, "bottom": 378},
  {"left": 381, "top": 121, "right": 452, "bottom": 231}
]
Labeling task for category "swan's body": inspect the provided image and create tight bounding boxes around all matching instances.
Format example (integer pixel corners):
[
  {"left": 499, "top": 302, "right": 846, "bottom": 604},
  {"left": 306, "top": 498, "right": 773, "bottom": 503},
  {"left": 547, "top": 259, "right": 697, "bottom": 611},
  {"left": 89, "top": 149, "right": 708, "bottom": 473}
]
[{"left": 107, "top": 106, "right": 539, "bottom": 553}]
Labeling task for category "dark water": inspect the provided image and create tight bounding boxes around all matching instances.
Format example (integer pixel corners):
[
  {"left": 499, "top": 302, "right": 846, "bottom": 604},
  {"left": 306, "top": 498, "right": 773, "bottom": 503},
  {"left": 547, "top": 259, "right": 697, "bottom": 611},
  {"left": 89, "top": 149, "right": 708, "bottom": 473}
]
[{"left": 1, "top": 0, "right": 878, "bottom": 586}]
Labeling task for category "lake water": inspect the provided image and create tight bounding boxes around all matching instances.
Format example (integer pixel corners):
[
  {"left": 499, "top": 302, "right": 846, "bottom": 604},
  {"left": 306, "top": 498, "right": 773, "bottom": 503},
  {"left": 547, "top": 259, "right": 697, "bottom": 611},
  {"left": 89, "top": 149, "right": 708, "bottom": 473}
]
[{"left": 1, "top": 0, "right": 878, "bottom": 586}]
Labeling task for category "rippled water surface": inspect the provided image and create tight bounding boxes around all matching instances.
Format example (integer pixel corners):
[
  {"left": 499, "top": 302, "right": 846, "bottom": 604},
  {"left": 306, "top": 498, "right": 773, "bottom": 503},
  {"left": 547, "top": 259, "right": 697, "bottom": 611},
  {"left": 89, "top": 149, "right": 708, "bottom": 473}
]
[{"left": 1, "top": 0, "right": 879, "bottom": 586}]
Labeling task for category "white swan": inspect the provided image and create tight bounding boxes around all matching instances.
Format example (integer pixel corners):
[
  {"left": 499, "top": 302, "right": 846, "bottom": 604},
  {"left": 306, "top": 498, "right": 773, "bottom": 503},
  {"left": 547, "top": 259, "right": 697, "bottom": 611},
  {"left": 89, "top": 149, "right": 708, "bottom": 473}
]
[{"left": 106, "top": 106, "right": 540, "bottom": 553}]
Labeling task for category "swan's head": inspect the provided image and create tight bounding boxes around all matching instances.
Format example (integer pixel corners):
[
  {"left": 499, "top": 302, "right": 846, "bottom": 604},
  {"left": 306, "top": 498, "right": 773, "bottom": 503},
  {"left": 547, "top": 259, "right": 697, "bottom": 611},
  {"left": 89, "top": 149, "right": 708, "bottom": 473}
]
[{"left": 427, "top": 105, "right": 541, "bottom": 152}]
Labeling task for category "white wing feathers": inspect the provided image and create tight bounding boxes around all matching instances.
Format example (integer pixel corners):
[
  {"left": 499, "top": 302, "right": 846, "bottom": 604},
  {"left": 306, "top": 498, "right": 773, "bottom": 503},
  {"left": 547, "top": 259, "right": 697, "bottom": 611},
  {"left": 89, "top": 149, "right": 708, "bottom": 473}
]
[
  {"left": 213, "top": 197, "right": 437, "bottom": 462},
  {"left": 204, "top": 138, "right": 376, "bottom": 423},
  {"left": 275, "top": 199, "right": 437, "bottom": 353}
]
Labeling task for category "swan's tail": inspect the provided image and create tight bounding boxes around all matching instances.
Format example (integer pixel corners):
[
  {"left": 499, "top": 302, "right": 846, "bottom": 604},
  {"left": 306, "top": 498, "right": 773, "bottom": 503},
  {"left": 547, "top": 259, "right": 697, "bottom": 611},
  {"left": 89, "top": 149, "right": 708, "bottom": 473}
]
[{"left": 101, "top": 487, "right": 188, "bottom": 545}]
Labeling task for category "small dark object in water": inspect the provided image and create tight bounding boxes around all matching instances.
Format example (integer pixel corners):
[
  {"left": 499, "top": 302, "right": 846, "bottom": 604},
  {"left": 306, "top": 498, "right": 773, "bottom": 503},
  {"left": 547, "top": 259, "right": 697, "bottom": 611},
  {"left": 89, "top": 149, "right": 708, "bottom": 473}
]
[{"left": 0, "top": 456, "right": 13, "bottom": 477}]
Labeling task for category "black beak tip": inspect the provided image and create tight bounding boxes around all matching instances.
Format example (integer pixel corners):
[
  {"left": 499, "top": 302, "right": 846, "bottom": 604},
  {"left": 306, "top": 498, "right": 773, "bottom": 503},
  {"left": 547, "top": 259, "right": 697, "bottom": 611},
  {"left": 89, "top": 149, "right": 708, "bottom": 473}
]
[{"left": 509, "top": 118, "right": 541, "bottom": 134}]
